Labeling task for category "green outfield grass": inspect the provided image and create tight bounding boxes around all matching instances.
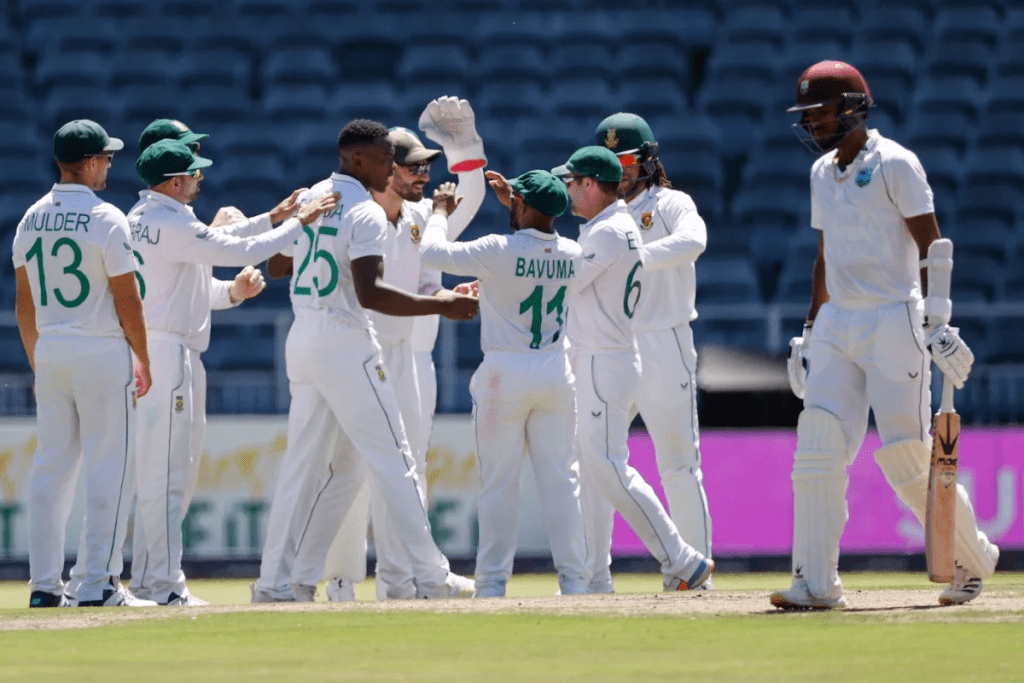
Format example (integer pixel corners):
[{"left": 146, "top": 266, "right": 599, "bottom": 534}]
[{"left": 1, "top": 573, "right": 1022, "bottom": 683}]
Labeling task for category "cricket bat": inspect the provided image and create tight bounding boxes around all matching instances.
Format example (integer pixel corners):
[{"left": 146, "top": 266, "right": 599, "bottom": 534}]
[{"left": 926, "top": 374, "right": 958, "bottom": 583}]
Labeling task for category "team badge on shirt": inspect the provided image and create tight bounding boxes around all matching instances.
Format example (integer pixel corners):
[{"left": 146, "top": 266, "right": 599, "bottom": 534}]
[
  {"left": 640, "top": 212, "right": 653, "bottom": 229},
  {"left": 604, "top": 129, "right": 619, "bottom": 149},
  {"left": 410, "top": 224, "right": 421, "bottom": 244},
  {"left": 175, "top": 395, "right": 184, "bottom": 412},
  {"left": 376, "top": 364, "right": 387, "bottom": 381},
  {"left": 855, "top": 168, "right": 872, "bottom": 187}
]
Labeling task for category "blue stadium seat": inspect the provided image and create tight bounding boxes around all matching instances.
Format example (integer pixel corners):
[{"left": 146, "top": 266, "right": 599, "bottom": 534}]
[
  {"left": 791, "top": 8, "right": 855, "bottom": 51},
  {"left": 262, "top": 48, "right": 335, "bottom": 87},
  {"left": 117, "top": 85, "right": 189, "bottom": 132},
  {"left": 913, "top": 76, "right": 984, "bottom": 123},
  {"left": 262, "top": 84, "right": 330, "bottom": 121},
  {"left": 556, "top": 13, "right": 619, "bottom": 46},
  {"left": 330, "top": 82, "right": 404, "bottom": 125},
  {"left": 705, "top": 43, "right": 781, "bottom": 84},
  {"left": 697, "top": 77, "right": 773, "bottom": 156},
  {"left": 0, "top": 122, "right": 40, "bottom": 163},
  {"left": 1001, "top": 243, "right": 1024, "bottom": 301},
  {"left": 188, "top": 22, "right": 262, "bottom": 59},
  {"left": 934, "top": 6, "right": 1000, "bottom": 47},
  {"left": 0, "top": 190, "right": 44, "bottom": 234},
  {"left": 617, "top": 44, "right": 688, "bottom": 85},
  {"left": 16, "top": 0, "right": 80, "bottom": 24},
  {"left": 954, "top": 185, "right": 1018, "bottom": 232},
  {"left": 178, "top": 50, "right": 252, "bottom": 89},
  {"left": 915, "top": 147, "right": 962, "bottom": 197},
  {"left": 976, "top": 107, "right": 1024, "bottom": 152},
  {"left": 121, "top": 19, "right": 190, "bottom": 59},
  {"left": 952, "top": 217, "right": 1016, "bottom": 265},
  {"left": 398, "top": 82, "right": 474, "bottom": 123},
  {"left": 205, "top": 323, "right": 276, "bottom": 371},
  {"left": 0, "top": 326, "right": 32, "bottom": 373},
  {"left": 905, "top": 109, "right": 974, "bottom": 156},
  {"left": 719, "top": 6, "right": 787, "bottom": 49},
  {"left": 964, "top": 148, "right": 1024, "bottom": 192},
  {"left": 951, "top": 253, "right": 1001, "bottom": 302},
  {"left": 695, "top": 255, "right": 762, "bottom": 305},
  {"left": 779, "top": 40, "right": 850, "bottom": 85},
  {"left": 477, "top": 45, "right": 546, "bottom": 87},
  {"left": 859, "top": 7, "right": 929, "bottom": 55},
  {"left": 473, "top": 14, "right": 552, "bottom": 53},
  {"left": 986, "top": 74, "right": 1024, "bottom": 113},
  {"left": 619, "top": 79, "right": 688, "bottom": 119},
  {"left": 670, "top": 149, "right": 725, "bottom": 224},
  {"left": 215, "top": 121, "right": 291, "bottom": 161},
  {"left": 653, "top": 114, "right": 722, "bottom": 155},
  {"left": 550, "top": 78, "right": 614, "bottom": 120},
  {"left": 148, "top": 0, "right": 229, "bottom": 17},
  {"left": 0, "top": 161, "right": 52, "bottom": 194},
  {"left": 112, "top": 51, "right": 178, "bottom": 88},
  {"left": 773, "top": 238, "right": 817, "bottom": 304},
  {"left": 618, "top": 8, "right": 717, "bottom": 48},
  {"left": 185, "top": 84, "right": 254, "bottom": 123},
  {"left": 235, "top": 0, "right": 298, "bottom": 17},
  {"left": 925, "top": 38, "right": 992, "bottom": 85},
  {"left": 517, "top": 128, "right": 584, "bottom": 174},
  {"left": 455, "top": 320, "right": 482, "bottom": 371},
  {"left": 395, "top": 45, "right": 472, "bottom": 86},
  {"left": 740, "top": 148, "right": 808, "bottom": 194},
  {"left": 34, "top": 52, "right": 110, "bottom": 94},
  {"left": 336, "top": 38, "right": 402, "bottom": 82},
  {"left": 549, "top": 44, "right": 617, "bottom": 82},
  {"left": 985, "top": 319, "right": 1024, "bottom": 364},
  {"left": 41, "top": 86, "right": 118, "bottom": 132},
  {"left": 48, "top": 20, "right": 120, "bottom": 57}
]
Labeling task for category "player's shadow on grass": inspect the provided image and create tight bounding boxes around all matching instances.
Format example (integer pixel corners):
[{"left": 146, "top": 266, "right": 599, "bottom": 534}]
[{"left": 763, "top": 604, "right": 949, "bottom": 615}]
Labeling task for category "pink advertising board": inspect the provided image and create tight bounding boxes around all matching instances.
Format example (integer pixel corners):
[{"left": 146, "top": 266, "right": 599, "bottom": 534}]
[{"left": 612, "top": 428, "right": 1024, "bottom": 556}]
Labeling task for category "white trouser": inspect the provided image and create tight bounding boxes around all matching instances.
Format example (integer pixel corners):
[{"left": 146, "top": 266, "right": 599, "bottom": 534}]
[
  {"left": 574, "top": 348, "right": 705, "bottom": 585},
  {"left": 471, "top": 351, "right": 589, "bottom": 597},
  {"left": 413, "top": 350, "right": 437, "bottom": 461},
  {"left": 634, "top": 324, "right": 712, "bottom": 557},
  {"left": 129, "top": 334, "right": 206, "bottom": 602},
  {"left": 29, "top": 336, "right": 136, "bottom": 603},
  {"left": 258, "top": 315, "right": 449, "bottom": 595},
  {"left": 794, "top": 301, "right": 933, "bottom": 595}
]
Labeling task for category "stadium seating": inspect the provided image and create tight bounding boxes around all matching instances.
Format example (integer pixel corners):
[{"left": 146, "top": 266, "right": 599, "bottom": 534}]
[{"left": 695, "top": 255, "right": 763, "bottom": 305}]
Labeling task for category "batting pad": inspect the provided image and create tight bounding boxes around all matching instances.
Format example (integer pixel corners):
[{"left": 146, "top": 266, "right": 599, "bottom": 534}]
[
  {"left": 791, "top": 408, "right": 849, "bottom": 599},
  {"left": 875, "top": 439, "right": 999, "bottom": 578}
]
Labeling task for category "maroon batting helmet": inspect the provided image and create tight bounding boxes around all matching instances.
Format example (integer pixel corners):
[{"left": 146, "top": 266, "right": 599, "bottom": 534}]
[{"left": 787, "top": 60, "right": 874, "bottom": 153}]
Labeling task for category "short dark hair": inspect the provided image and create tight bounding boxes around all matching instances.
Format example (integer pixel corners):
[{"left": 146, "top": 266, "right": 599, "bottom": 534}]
[
  {"left": 596, "top": 179, "right": 619, "bottom": 195},
  {"left": 337, "top": 119, "right": 390, "bottom": 150}
]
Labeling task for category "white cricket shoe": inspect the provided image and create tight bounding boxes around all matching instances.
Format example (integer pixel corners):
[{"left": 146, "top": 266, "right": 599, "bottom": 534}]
[
  {"left": 939, "top": 566, "right": 983, "bottom": 606},
  {"left": 292, "top": 584, "right": 317, "bottom": 602},
  {"left": 326, "top": 577, "right": 356, "bottom": 602},
  {"left": 78, "top": 580, "right": 157, "bottom": 607},
  {"left": 770, "top": 579, "right": 847, "bottom": 610},
  {"left": 445, "top": 572, "right": 475, "bottom": 598},
  {"left": 164, "top": 589, "right": 209, "bottom": 606},
  {"left": 250, "top": 582, "right": 296, "bottom": 603},
  {"left": 664, "top": 558, "right": 716, "bottom": 592}
]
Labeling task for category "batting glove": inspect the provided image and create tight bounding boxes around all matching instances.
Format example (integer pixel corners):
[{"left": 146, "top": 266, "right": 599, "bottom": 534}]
[
  {"left": 787, "top": 323, "right": 812, "bottom": 399},
  {"left": 418, "top": 96, "right": 487, "bottom": 173},
  {"left": 925, "top": 323, "right": 974, "bottom": 389}
]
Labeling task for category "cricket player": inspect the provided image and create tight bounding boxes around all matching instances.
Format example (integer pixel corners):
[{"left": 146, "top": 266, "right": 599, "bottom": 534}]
[
  {"left": 593, "top": 112, "right": 713, "bottom": 573},
  {"left": 16, "top": 120, "right": 152, "bottom": 607},
  {"left": 123, "top": 138, "right": 337, "bottom": 606},
  {"left": 771, "top": 61, "right": 998, "bottom": 609},
  {"left": 551, "top": 146, "right": 714, "bottom": 593},
  {"left": 253, "top": 119, "right": 478, "bottom": 602},
  {"left": 421, "top": 170, "right": 590, "bottom": 597}
]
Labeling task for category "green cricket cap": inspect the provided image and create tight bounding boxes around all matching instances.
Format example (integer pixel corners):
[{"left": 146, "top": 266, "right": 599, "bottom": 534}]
[
  {"left": 136, "top": 139, "right": 213, "bottom": 187},
  {"left": 594, "top": 112, "right": 656, "bottom": 154},
  {"left": 509, "top": 169, "right": 570, "bottom": 218},
  {"left": 139, "top": 119, "right": 209, "bottom": 153},
  {"left": 53, "top": 119, "right": 124, "bottom": 162},
  {"left": 551, "top": 146, "right": 623, "bottom": 183}
]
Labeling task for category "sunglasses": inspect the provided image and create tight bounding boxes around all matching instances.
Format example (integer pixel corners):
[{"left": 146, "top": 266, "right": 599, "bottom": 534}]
[
  {"left": 86, "top": 152, "right": 114, "bottom": 160},
  {"left": 561, "top": 174, "right": 584, "bottom": 185},
  {"left": 617, "top": 152, "right": 640, "bottom": 168},
  {"left": 401, "top": 162, "right": 431, "bottom": 175},
  {"left": 164, "top": 168, "right": 202, "bottom": 179}
]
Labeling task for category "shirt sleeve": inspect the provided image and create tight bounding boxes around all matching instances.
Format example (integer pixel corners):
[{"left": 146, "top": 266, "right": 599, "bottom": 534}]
[
  {"left": 11, "top": 213, "right": 28, "bottom": 268},
  {"left": 419, "top": 213, "right": 501, "bottom": 277},
  {"left": 160, "top": 212, "right": 305, "bottom": 267},
  {"left": 103, "top": 210, "right": 140, "bottom": 277},
  {"left": 640, "top": 193, "right": 707, "bottom": 271},
  {"left": 809, "top": 166, "right": 825, "bottom": 231},
  {"left": 214, "top": 213, "right": 273, "bottom": 238},
  {"left": 446, "top": 168, "right": 486, "bottom": 241},
  {"left": 887, "top": 150, "right": 935, "bottom": 219},
  {"left": 570, "top": 224, "right": 624, "bottom": 293},
  {"left": 209, "top": 277, "right": 240, "bottom": 310},
  {"left": 347, "top": 203, "right": 386, "bottom": 261}
]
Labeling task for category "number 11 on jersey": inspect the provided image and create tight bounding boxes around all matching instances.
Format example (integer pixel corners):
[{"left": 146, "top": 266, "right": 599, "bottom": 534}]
[{"left": 519, "top": 285, "right": 566, "bottom": 350}]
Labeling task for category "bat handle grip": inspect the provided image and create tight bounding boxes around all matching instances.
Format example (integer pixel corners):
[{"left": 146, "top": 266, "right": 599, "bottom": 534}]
[{"left": 940, "top": 374, "right": 956, "bottom": 414}]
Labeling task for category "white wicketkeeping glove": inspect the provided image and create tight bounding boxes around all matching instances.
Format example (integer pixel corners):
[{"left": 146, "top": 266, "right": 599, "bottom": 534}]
[
  {"left": 925, "top": 323, "right": 974, "bottom": 389},
  {"left": 787, "top": 323, "right": 812, "bottom": 399},
  {"left": 418, "top": 96, "right": 487, "bottom": 173}
]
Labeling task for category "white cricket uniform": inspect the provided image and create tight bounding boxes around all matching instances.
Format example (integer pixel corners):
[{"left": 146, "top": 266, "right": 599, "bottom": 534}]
[
  {"left": 420, "top": 212, "right": 589, "bottom": 597},
  {"left": 13, "top": 184, "right": 138, "bottom": 603},
  {"left": 255, "top": 173, "right": 454, "bottom": 599},
  {"left": 264, "top": 170, "right": 486, "bottom": 598},
  {"left": 795, "top": 129, "right": 997, "bottom": 595},
  {"left": 568, "top": 199, "right": 707, "bottom": 590},
  {"left": 626, "top": 185, "right": 712, "bottom": 557},
  {"left": 121, "top": 189, "right": 301, "bottom": 603}
]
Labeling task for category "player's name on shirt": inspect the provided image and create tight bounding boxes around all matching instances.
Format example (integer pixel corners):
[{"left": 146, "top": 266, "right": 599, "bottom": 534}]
[
  {"left": 515, "top": 256, "right": 576, "bottom": 279},
  {"left": 21, "top": 210, "right": 92, "bottom": 233},
  {"left": 129, "top": 222, "right": 160, "bottom": 245}
]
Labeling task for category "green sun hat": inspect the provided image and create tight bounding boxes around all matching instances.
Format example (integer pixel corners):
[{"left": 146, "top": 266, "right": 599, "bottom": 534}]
[
  {"left": 139, "top": 119, "right": 209, "bottom": 153},
  {"left": 551, "top": 145, "right": 623, "bottom": 183},
  {"left": 509, "top": 169, "right": 570, "bottom": 218},
  {"left": 53, "top": 119, "right": 124, "bottom": 162},
  {"left": 136, "top": 138, "right": 213, "bottom": 187}
]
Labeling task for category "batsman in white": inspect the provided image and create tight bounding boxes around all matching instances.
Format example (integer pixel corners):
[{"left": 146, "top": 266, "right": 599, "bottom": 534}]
[
  {"left": 118, "top": 133, "right": 335, "bottom": 607},
  {"left": 591, "top": 112, "right": 713, "bottom": 573},
  {"left": 551, "top": 146, "right": 714, "bottom": 593},
  {"left": 770, "top": 61, "right": 998, "bottom": 610},
  {"left": 421, "top": 170, "right": 590, "bottom": 597},
  {"left": 15, "top": 120, "right": 151, "bottom": 607},
  {"left": 252, "top": 119, "right": 478, "bottom": 602}
]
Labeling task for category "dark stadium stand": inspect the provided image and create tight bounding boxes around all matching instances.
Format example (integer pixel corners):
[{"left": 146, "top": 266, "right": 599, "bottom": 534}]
[{"left": 3, "top": 0, "right": 1024, "bottom": 419}]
